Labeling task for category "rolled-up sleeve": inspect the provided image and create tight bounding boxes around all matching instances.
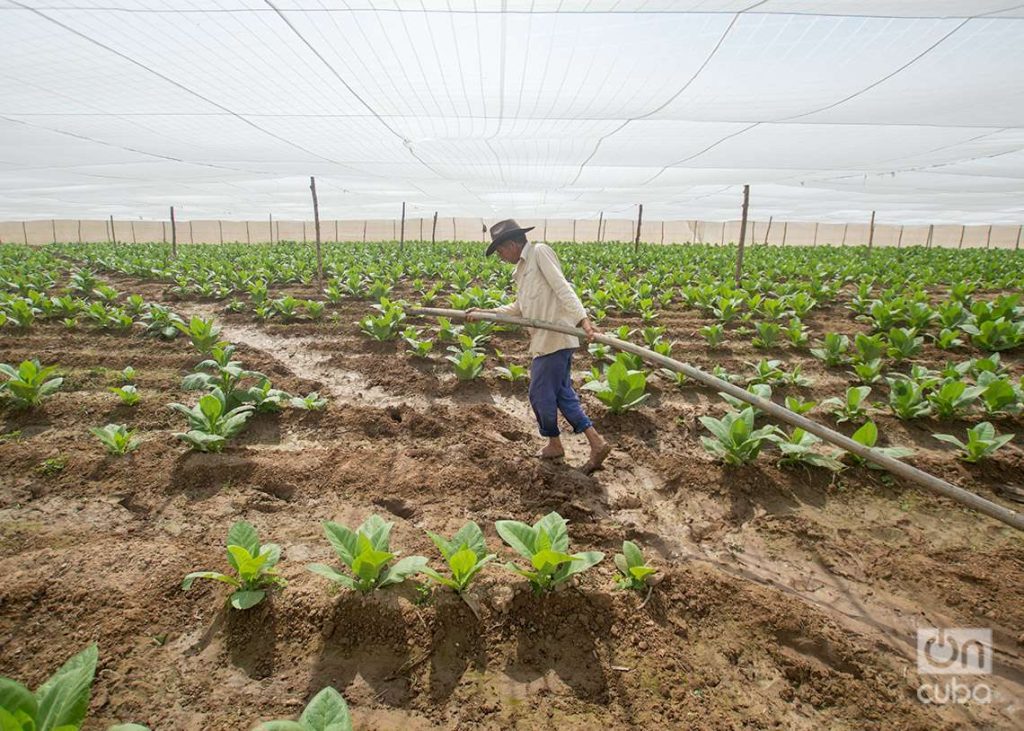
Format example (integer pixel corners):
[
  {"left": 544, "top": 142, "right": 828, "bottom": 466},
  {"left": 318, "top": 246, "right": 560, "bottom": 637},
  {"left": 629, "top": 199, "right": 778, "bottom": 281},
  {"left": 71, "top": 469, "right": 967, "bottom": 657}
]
[
  {"left": 492, "top": 299, "right": 522, "bottom": 317},
  {"left": 535, "top": 245, "right": 587, "bottom": 324}
]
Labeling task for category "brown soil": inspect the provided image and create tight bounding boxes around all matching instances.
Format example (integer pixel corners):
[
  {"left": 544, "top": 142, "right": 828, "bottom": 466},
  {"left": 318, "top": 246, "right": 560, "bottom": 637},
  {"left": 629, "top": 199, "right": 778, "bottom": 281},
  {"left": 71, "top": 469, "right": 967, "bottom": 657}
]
[{"left": 1, "top": 275, "right": 1022, "bottom": 730}]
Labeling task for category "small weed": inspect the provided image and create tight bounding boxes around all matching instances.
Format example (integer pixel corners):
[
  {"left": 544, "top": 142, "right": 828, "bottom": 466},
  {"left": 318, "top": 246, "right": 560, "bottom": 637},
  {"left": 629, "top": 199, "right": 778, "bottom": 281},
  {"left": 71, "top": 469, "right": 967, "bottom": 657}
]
[{"left": 37, "top": 456, "right": 67, "bottom": 476}]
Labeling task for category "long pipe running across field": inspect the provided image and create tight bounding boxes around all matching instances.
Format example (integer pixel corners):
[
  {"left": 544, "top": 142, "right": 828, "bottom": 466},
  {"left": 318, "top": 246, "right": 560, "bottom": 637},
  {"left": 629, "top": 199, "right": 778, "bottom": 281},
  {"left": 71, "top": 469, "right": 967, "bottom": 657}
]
[{"left": 409, "top": 306, "right": 1024, "bottom": 533}]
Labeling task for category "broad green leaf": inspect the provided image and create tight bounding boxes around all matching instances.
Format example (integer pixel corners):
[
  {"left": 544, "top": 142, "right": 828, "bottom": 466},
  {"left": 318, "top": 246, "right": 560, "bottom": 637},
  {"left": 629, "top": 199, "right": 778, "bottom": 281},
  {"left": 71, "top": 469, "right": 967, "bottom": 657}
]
[
  {"left": 34, "top": 644, "right": 97, "bottom": 731},
  {"left": 307, "top": 563, "right": 357, "bottom": 589},
  {"left": 629, "top": 566, "right": 656, "bottom": 581},
  {"left": 299, "top": 687, "right": 352, "bottom": 731},
  {"left": 420, "top": 567, "right": 461, "bottom": 591},
  {"left": 322, "top": 522, "right": 359, "bottom": 567},
  {"left": 380, "top": 555, "right": 429, "bottom": 586},
  {"left": 230, "top": 590, "right": 266, "bottom": 610},
  {"left": 0, "top": 678, "right": 36, "bottom": 719},
  {"left": 851, "top": 421, "right": 878, "bottom": 447},
  {"left": 562, "top": 551, "right": 605, "bottom": 578},
  {"left": 351, "top": 549, "right": 393, "bottom": 583},
  {"left": 0, "top": 708, "right": 30, "bottom": 731},
  {"left": 530, "top": 548, "right": 575, "bottom": 573},
  {"left": 449, "top": 521, "right": 487, "bottom": 558},
  {"left": 358, "top": 515, "right": 393, "bottom": 550},
  {"left": 181, "top": 571, "right": 239, "bottom": 590},
  {"left": 227, "top": 521, "right": 260, "bottom": 556},
  {"left": 622, "top": 541, "right": 644, "bottom": 568},
  {"left": 495, "top": 520, "right": 536, "bottom": 559},
  {"left": 535, "top": 512, "right": 569, "bottom": 552},
  {"left": 613, "top": 553, "right": 629, "bottom": 577},
  {"left": 449, "top": 548, "right": 477, "bottom": 580},
  {"left": 426, "top": 531, "right": 454, "bottom": 560}
]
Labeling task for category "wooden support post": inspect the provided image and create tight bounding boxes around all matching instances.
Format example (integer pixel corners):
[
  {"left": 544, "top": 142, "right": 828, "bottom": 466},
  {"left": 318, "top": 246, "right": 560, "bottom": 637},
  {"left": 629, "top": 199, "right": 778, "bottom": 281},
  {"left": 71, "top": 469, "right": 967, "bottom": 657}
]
[
  {"left": 634, "top": 203, "right": 644, "bottom": 251},
  {"left": 782, "top": 221, "right": 788, "bottom": 246},
  {"left": 812, "top": 222, "right": 819, "bottom": 246},
  {"left": 78, "top": 219, "right": 82, "bottom": 244},
  {"left": 309, "top": 176, "right": 324, "bottom": 282},
  {"left": 23, "top": 221, "right": 28, "bottom": 245},
  {"left": 841, "top": 222, "right": 848, "bottom": 246},
  {"left": 131, "top": 221, "right": 136, "bottom": 244},
  {"left": 269, "top": 214, "right": 274, "bottom": 244},
  {"left": 431, "top": 212, "right": 438, "bottom": 244},
  {"left": 161, "top": 221, "right": 166, "bottom": 243},
  {"left": 543, "top": 219, "right": 548, "bottom": 240},
  {"left": 334, "top": 220, "right": 339, "bottom": 242},
  {"left": 218, "top": 220, "right": 223, "bottom": 245},
  {"left": 986, "top": 224, "right": 993, "bottom": 249},
  {"left": 735, "top": 184, "right": 749, "bottom": 286},
  {"left": 597, "top": 211, "right": 603, "bottom": 243},
  {"left": 763, "top": 215, "right": 773, "bottom": 245},
  {"left": 867, "top": 210, "right": 876, "bottom": 249},
  {"left": 418, "top": 218, "right": 423, "bottom": 242},
  {"left": 110, "top": 215, "right": 117, "bottom": 244},
  {"left": 51, "top": 219, "right": 56, "bottom": 244},
  {"left": 400, "top": 201, "right": 406, "bottom": 247},
  {"left": 926, "top": 223, "right": 934, "bottom": 249},
  {"left": 189, "top": 221, "right": 194, "bottom": 245},
  {"left": 170, "top": 206, "right": 177, "bottom": 258},
  {"left": 958, "top": 225, "right": 966, "bottom": 250},
  {"left": 303, "top": 221, "right": 308, "bottom": 244},
  {"left": 897, "top": 225, "right": 904, "bottom": 248},
  {"left": 720, "top": 221, "right": 725, "bottom": 245},
  {"left": 362, "top": 220, "right": 367, "bottom": 243},
  {"left": 1016, "top": 224, "right": 1022, "bottom": 251},
  {"left": 660, "top": 220, "right": 665, "bottom": 245},
  {"left": 451, "top": 217, "right": 456, "bottom": 240},
  {"left": 246, "top": 221, "right": 251, "bottom": 244},
  {"left": 572, "top": 219, "right": 577, "bottom": 243}
]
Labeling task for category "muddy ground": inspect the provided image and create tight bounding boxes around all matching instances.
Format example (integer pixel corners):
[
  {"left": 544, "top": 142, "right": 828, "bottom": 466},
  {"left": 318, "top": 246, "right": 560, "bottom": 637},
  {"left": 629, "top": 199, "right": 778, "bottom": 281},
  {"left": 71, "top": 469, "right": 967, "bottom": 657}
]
[{"left": 1, "top": 273, "right": 1022, "bottom": 730}]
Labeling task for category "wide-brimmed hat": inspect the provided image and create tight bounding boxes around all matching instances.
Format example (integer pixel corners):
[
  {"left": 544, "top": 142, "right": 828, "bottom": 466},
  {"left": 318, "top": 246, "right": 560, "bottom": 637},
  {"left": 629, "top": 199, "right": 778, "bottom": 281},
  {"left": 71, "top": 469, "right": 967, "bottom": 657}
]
[{"left": 486, "top": 219, "right": 535, "bottom": 256}]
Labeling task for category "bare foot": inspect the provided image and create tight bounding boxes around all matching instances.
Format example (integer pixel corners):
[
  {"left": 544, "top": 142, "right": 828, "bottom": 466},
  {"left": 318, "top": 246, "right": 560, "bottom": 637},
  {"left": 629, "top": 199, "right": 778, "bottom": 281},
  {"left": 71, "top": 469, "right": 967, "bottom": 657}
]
[
  {"left": 581, "top": 440, "right": 612, "bottom": 474},
  {"left": 539, "top": 444, "right": 565, "bottom": 460}
]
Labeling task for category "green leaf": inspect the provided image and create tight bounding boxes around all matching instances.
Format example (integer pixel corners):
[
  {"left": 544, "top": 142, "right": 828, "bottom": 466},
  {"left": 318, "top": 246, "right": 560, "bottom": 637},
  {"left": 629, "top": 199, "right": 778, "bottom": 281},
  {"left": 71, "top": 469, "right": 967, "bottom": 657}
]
[
  {"left": 448, "top": 548, "right": 477, "bottom": 580},
  {"left": 227, "top": 521, "right": 260, "bottom": 556},
  {"left": 181, "top": 571, "right": 239, "bottom": 590},
  {"left": 0, "top": 678, "right": 36, "bottom": 719},
  {"left": 629, "top": 566, "right": 656, "bottom": 581},
  {"left": 0, "top": 708, "right": 30, "bottom": 731},
  {"left": 322, "top": 522, "right": 359, "bottom": 567},
  {"left": 530, "top": 548, "right": 575, "bottom": 573},
  {"left": 34, "top": 644, "right": 97, "bottom": 731},
  {"left": 307, "top": 564, "right": 357, "bottom": 589},
  {"left": 379, "top": 555, "right": 429, "bottom": 586},
  {"left": 230, "top": 590, "right": 266, "bottom": 610},
  {"left": 563, "top": 551, "right": 604, "bottom": 578},
  {"left": 495, "top": 520, "right": 536, "bottom": 560},
  {"left": 851, "top": 421, "right": 878, "bottom": 448},
  {"left": 535, "top": 512, "right": 569, "bottom": 553},
  {"left": 299, "top": 687, "right": 352, "bottom": 731},
  {"left": 622, "top": 541, "right": 644, "bottom": 568}
]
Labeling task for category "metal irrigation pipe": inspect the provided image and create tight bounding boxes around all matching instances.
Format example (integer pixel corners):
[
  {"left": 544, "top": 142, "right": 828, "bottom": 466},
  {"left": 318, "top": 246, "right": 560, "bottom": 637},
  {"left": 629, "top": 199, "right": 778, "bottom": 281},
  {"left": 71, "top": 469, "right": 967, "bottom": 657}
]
[{"left": 409, "top": 306, "right": 1024, "bottom": 533}]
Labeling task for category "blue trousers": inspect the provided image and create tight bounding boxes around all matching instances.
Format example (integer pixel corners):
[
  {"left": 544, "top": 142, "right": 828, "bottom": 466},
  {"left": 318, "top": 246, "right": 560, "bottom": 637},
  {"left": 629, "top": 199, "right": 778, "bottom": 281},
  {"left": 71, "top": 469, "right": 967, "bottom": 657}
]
[{"left": 529, "top": 348, "right": 593, "bottom": 438}]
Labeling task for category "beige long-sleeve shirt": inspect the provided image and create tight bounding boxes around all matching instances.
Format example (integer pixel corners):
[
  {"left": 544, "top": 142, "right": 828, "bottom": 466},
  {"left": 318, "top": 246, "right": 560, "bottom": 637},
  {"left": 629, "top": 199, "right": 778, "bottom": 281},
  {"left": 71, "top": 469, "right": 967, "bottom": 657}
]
[{"left": 491, "top": 242, "right": 588, "bottom": 357}]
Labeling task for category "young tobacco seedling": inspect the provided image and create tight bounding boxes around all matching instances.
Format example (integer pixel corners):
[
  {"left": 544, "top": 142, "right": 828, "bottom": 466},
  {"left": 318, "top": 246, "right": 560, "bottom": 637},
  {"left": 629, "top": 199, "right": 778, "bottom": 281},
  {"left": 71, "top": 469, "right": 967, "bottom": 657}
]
[
  {"left": 927, "top": 380, "right": 984, "bottom": 419},
  {"left": 254, "top": 686, "right": 352, "bottom": 731},
  {"left": 718, "top": 383, "right": 772, "bottom": 416},
  {"left": 308, "top": 515, "right": 428, "bottom": 593},
  {"left": 291, "top": 392, "right": 328, "bottom": 410},
  {"left": 582, "top": 355, "right": 650, "bottom": 414},
  {"left": 109, "top": 384, "right": 140, "bottom": 406},
  {"left": 887, "top": 378, "right": 932, "bottom": 420},
  {"left": 172, "top": 315, "right": 227, "bottom": 355},
  {"left": 182, "top": 520, "right": 286, "bottom": 609},
  {"left": 846, "top": 421, "right": 914, "bottom": 469},
  {"left": 699, "top": 323, "right": 725, "bottom": 347},
  {"left": 421, "top": 521, "right": 496, "bottom": 593},
  {"left": 496, "top": 511, "right": 603, "bottom": 593},
  {"left": 446, "top": 347, "right": 486, "bottom": 381},
  {"left": 850, "top": 358, "right": 884, "bottom": 385},
  {"left": 933, "top": 422, "right": 1014, "bottom": 463},
  {"left": 613, "top": 541, "right": 656, "bottom": 592},
  {"left": 119, "top": 365, "right": 137, "bottom": 384},
  {"left": 784, "top": 395, "right": 816, "bottom": 415},
  {"left": 244, "top": 379, "right": 291, "bottom": 413},
  {"left": 0, "top": 360, "right": 63, "bottom": 409},
  {"left": 0, "top": 644, "right": 149, "bottom": 731},
  {"left": 169, "top": 388, "right": 254, "bottom": 453},
  {"left": 810, "top": 333, "right": 850, "bottom": 367},
  {"left": 821, "top": 386, "right": 871, "bottom": 424},
  {"left": 89, "top": 423, "right": 140, "bottom": 456},
  {"left": 699, "top": 407, "right": 779, "bottom": 465},
  {"left": 495, "top": 364, "right": 529, "bottom": 382},
  {"left": 768, "top": 428, "right": 844, "bottom": 472}
]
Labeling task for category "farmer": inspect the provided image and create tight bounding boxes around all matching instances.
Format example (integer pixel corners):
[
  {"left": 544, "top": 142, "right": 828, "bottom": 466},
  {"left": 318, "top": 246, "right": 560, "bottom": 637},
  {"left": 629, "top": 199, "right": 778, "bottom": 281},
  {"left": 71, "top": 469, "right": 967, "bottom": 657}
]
[{"left": 467, "top": 219, "right": 612, "bottom": 474}]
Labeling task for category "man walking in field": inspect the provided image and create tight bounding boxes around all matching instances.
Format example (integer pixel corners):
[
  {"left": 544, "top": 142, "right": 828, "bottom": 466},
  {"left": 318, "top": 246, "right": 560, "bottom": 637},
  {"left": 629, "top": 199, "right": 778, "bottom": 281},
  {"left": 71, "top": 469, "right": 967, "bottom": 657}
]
[{"left": 468, "top": 219, "right": 611, "bottom": 474}]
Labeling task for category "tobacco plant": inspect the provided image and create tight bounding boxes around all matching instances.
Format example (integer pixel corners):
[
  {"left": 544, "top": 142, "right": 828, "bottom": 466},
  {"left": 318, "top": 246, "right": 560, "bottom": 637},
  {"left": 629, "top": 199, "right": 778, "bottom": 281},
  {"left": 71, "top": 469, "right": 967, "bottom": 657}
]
[
  {"left": 182, "top": 520, "right": 286, "bottom": 609},
  {"left": 421, "top": 521, "right": 496, "bottom": 593},
  {"left": 308, "top": 515, "right": 428, "bottom": 593},
  {"left": 699, "top": 407, "right": 779, "bottom": 465},
  {"left": 0, "top": 360, "right": 63, "bottom": 409},
  {"left": 169, "top": 388, "right": 254, "bottom": 452},
  {"left": 581, "top": 355, "right": 649, "bottom": 413},
  {"left": 495, "top": 511, "right": 603, "bottom": 593},
  {"left": 254, "top": 687, "right": 352, "bottom": 731},
  {"left": 821, "top": 386, "right": 871, "bottom": 423},
  {"left": 613, "top": 541, "right": 656, "bottom": 592},
  {"left": 846, "top": 421, "right": 914, "bottom": 468},
  {"left": 933, "top": 422, "right": 1014, "bottom": 463},
  {"left": 90, "top": 423, "right": 140, "bottom": 456}
]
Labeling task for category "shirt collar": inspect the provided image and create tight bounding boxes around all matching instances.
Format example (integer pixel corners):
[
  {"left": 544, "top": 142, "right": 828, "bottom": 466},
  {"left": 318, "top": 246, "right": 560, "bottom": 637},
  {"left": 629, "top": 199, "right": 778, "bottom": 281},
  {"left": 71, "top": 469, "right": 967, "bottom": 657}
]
[{"left": 519, "top": 241, "right": 534, "bottom": 263}]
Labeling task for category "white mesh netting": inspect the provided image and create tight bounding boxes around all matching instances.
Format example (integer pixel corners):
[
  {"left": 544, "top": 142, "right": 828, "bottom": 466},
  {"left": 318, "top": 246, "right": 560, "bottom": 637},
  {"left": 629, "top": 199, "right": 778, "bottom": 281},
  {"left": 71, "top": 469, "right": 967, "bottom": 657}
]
[{"left": 2, "top": 1, "right": 1023, "bottom": 224}]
